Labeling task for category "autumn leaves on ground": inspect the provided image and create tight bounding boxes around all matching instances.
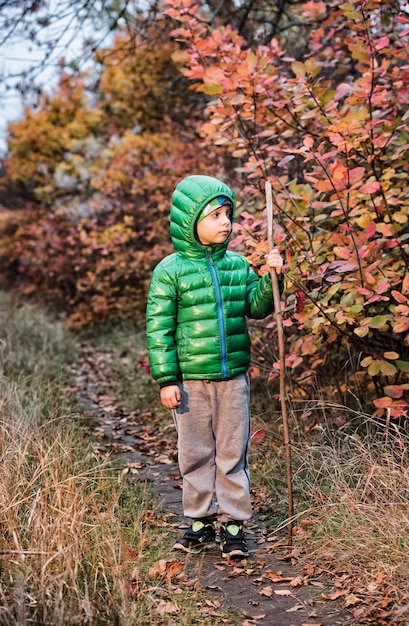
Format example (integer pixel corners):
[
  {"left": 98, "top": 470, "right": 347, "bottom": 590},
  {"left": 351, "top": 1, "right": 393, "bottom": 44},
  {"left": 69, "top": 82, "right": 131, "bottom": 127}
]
[{"left": 1, "top": 294, "right": 408, "bottom": 625}]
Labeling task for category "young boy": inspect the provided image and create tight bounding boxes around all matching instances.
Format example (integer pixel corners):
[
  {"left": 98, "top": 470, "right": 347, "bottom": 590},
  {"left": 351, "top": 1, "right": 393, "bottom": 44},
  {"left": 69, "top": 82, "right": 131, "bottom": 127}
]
[{"left": 146, "top": 174, "right": 284, "bottom": 558}]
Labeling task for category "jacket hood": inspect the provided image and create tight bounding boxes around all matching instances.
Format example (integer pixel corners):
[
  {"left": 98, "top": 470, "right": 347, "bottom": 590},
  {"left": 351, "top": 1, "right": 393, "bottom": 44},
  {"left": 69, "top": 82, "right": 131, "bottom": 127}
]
[{"left": 170, "top": 175, "right": 236, "bottom": 259}]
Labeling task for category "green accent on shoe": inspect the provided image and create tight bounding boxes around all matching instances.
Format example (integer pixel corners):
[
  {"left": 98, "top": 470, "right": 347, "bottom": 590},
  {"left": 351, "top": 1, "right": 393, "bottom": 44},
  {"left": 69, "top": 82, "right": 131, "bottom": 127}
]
[
  {"left": 220, "top": 521, "right": 249, "bottom": 558},
  {"left": 173, "top": 519, "right": 217, "bottom": 554},
  {"left": 225, "top": 523, "right": 240, "bottom": 536}
]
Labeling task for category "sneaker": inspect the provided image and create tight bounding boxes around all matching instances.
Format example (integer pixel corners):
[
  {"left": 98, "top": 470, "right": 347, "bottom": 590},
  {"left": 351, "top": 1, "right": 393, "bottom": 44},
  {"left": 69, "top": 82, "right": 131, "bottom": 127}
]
[
  {"left": 220, "top": 521, "right": 249, "bottom": 558},
  {"left": 173, "top": 519, "right": 216, "bottom": 553}
]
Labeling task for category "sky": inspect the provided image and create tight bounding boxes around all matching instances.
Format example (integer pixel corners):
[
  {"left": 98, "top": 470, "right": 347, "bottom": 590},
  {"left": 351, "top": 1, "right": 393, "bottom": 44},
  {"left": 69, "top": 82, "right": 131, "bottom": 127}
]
[{"left": 0, "top": 2, "right": 113, "bottom": 156}]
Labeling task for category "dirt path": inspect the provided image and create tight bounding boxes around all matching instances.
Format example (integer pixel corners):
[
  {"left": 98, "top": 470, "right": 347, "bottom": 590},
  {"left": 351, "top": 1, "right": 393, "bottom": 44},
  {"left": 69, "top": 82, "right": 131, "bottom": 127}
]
[
  {"left": 126, "top": 457, "right": 355, "bottom": 626},
  {"left": 73, "top": 346, "right": 360, "bottom": 626}
]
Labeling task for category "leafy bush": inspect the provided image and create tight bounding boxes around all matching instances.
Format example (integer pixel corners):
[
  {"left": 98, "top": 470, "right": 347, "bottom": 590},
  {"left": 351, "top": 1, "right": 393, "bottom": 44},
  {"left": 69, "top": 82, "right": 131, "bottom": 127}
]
[{"left": 164, "top": 0, "right": 409, "bottom": 417}]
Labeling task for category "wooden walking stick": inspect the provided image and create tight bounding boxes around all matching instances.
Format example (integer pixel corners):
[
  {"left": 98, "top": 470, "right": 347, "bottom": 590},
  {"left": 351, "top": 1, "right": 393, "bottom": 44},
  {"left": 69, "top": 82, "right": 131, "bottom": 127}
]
[{"left": 265, "top": 180, "right": 294, "bottom": 546}]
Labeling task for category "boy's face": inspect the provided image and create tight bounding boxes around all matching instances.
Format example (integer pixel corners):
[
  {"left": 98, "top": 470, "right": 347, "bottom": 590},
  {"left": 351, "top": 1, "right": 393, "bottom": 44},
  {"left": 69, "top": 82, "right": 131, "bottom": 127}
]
[{"left": 196, "top": 204, "right": 233, "bottom": 246}]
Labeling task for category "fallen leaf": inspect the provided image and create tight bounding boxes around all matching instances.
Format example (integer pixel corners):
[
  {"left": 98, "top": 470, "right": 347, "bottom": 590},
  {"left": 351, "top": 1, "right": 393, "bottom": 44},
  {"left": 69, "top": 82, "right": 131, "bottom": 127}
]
[
  {"left": 274, "top": 589, "right": 292, "bottom": 596},
  {"left": 156, "top": 600, "right": 180, "bottom": 615},
  {"left": 230, "top": 566, "right": 245, "bottom": 577},
  {"left": 156, "top": 454, "right": 174, "bottom": 465},
  {"left": 175, "top": 570, "right": 188, "bottom": 582},
  {"left": 228, "top": 556, "right": 248, "bottom": 565},
  {"left": 258, "top": 585, "right": 274, "bottom": 597},
  {"left": 262, "top": 570, "right": 285, "bottom": 582},
  {"left": 148, "top": 559, "right": 167, "bottom": 579},
  {"left": 251, "top": 428, "right": 267, "bottom": 445},
  {"left": 126, "top": 461, "right": 145, "bottom": 471},
  {"left": 165, "top": 560, "right": 184, "bottom": 582},
  {"left": 242, "top": 610, "right": 267, "bottom": 620},
  {"left": 213, "top": 562, "right": 226, "bottom": 571},
  {"left": 286, "top": 604, "right": 304, "bottom": 612},
  {"left": 344, "top": 593, "right": 361, "bottom": 607},
  {"left": 322, "top": 589, "right": 348, "bottom": 600},
  {"left": 125, "top": 548, "right": 137, "bottom": 560}
]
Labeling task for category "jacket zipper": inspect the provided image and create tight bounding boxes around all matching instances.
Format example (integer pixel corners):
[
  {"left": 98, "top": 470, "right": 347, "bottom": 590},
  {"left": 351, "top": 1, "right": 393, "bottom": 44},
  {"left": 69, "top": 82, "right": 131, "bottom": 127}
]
[{"left": 206, "top": 251, "right": 228, "bottom": 378}]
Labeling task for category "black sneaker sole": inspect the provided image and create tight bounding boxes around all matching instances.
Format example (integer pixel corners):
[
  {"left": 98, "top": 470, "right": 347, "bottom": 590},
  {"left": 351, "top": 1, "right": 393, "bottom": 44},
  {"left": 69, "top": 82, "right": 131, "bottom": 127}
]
[
  {"left": 221, "top": 547, "right": 249, "bottom": 558},
  {"left": 173, "top": 541, "right": 217, "bottom": 554}
]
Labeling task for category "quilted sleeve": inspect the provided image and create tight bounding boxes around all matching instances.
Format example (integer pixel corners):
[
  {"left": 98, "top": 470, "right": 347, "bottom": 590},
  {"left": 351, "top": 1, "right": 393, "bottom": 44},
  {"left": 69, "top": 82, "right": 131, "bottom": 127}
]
[
  {"left": 146, "top": 258, "right": 181, "bottom": 385},
  {"left": 246, "top": 265, "right": 284, "bottom": 319}
]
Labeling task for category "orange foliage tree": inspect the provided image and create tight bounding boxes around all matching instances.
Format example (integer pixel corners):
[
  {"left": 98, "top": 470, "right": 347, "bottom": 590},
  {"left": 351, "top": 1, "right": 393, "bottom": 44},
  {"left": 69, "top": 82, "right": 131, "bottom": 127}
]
[
  {"left": 164, "top": 0, "right": 409, "bottom": 418},
  {"left": 3, "top": 18, "right": 230, "bottom": 326}
]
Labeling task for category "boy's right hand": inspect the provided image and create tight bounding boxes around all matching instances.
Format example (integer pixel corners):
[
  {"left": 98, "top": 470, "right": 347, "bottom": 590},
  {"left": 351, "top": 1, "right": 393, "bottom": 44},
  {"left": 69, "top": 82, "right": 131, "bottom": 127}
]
[{"left": 160, "top": 385, "right": 181, "bottom": 409}]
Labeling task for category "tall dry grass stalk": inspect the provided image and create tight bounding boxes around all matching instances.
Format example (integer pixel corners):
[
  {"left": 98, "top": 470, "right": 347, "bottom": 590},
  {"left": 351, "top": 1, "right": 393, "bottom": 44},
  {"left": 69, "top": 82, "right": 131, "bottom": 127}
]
[
  {"left": 252, "top": 398, "right": 409, "bottom": 621},
  {"left": 0, "top": 296, "right": 152, "bottom": 625},
  {"left": 294, "top": 409, "right": 409, "bottom": 602}
]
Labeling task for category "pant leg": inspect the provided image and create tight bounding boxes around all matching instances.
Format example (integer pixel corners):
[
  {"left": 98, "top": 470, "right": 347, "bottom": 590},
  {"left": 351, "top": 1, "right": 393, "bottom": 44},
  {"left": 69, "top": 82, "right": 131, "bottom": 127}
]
[
  {"left": 173, "top": 375, "right": 252, "bottom": 521},
  {"left": 212, "top": 374, "right": 252, "bottom": 521},
  {"left": 173, "top": 380, "right": 218, "bottom": 519}
]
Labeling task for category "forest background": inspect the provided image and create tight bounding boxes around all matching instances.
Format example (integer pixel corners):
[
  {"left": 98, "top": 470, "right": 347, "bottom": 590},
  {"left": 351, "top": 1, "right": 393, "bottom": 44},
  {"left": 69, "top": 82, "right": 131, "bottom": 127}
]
[
  {"left": 0, "top": 0, "right": 408, "bottom": 623},
  {"left": 1, "top": 0, "right": 408, "bottom": 419}
]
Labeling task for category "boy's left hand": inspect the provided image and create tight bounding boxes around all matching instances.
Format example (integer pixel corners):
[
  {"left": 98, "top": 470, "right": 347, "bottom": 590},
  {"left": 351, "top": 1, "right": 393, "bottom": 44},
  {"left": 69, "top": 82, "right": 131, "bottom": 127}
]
[{"left": 265, "top": 248, "right": 283, "bottom": 275}]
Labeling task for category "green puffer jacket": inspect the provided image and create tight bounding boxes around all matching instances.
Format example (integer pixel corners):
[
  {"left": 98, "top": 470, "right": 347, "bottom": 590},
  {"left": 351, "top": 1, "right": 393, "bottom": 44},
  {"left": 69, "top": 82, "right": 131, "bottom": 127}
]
[{"left": 146, "top": 175, "right": 283, "bottom": 385}]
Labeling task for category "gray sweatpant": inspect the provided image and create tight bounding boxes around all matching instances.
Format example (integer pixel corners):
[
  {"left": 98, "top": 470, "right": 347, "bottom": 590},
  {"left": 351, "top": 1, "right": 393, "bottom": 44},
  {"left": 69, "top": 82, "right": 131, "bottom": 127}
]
[{"left": 172, "top": 374, "right": 252, "bottom": 522}]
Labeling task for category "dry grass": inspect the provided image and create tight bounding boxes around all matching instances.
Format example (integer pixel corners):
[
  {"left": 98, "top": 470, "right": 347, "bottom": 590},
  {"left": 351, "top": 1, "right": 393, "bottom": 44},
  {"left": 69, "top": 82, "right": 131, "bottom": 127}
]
[
  {"left": 0, "top": 295, "right": 239, "bottom": 626},
  {"left": 251, "top": 401, "right": 409, "bottom": 622},
  {"left": 1, "top": 388, "right": 122, "bottom": 623},
  {"left": 0, "top": 296, "right": 143, "bottom": 624},
  {"left": 295, "top": 412, "right": 409, "bottom": 613}
]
